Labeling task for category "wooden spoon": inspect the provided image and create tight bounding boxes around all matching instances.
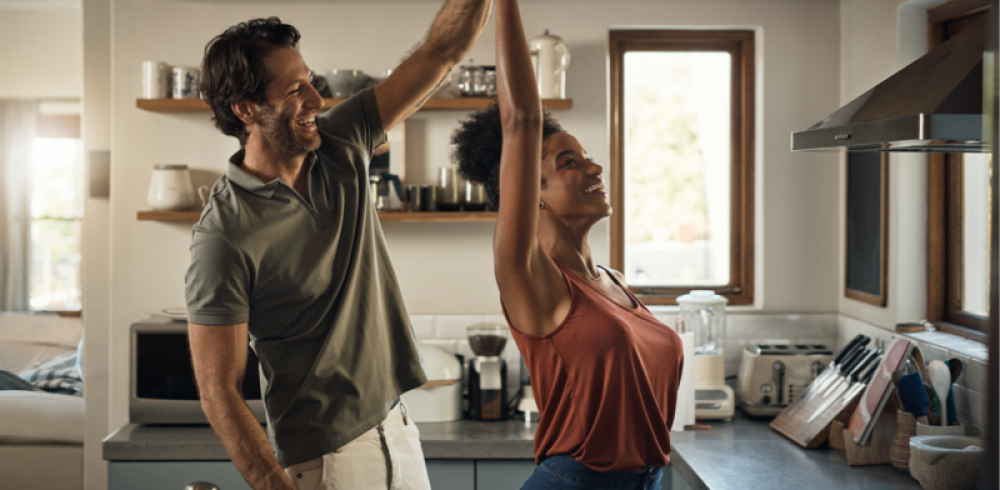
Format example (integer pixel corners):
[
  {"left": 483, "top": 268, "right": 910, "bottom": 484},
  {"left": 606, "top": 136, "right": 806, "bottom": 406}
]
[{"left": 927, "top": 360, "right": 951, "bottom": 427}]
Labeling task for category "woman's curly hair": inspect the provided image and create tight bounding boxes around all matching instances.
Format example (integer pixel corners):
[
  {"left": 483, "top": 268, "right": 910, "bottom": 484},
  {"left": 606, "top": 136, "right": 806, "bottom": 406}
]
[{"left": 451, "top": 101, "right": 564, "bottom": 210}]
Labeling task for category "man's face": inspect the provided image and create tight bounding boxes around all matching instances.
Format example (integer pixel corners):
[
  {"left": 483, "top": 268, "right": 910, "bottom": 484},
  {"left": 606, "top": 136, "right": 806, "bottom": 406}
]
[{"left": 257, "top": 46, "right": 324, "bottom": 157}]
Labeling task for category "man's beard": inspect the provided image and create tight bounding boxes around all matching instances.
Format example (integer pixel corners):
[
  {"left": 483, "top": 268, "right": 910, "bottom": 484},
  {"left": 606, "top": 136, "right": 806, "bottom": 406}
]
[{"left": 259, "top": 104, "right": 321, "bottom": 158}]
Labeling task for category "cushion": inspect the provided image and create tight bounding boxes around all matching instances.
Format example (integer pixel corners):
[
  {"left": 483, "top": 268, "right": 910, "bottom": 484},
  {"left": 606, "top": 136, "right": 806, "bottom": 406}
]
[
  {"left": 19, "top": 351, "right": 82, "bottom": 396},
  {"left": 0, "top": 390, "right": 84, "bottom": 443}
]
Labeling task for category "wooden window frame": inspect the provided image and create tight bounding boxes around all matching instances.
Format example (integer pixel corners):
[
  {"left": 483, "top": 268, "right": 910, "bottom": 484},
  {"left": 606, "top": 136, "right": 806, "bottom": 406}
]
[
  {"left": 608, "top": 29, "right": 755, "bottom": 306},
  {"left": 844, "top": 153, "right": 888, "bottom": 306},
  {"left": 925, "top": 0, "right": 990, "bottom": 342}
]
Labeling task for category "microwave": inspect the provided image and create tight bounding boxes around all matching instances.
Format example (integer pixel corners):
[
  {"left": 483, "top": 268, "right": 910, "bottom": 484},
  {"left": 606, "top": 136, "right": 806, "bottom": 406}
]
[{"left": 130, "top": 317, "right": 266, "bottom": 424}]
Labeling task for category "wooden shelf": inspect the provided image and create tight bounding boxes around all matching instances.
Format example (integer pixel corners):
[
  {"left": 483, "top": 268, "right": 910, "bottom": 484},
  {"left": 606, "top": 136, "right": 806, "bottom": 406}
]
[
  {"left": 137, "top": 210, "right": 496, "bottom": 222},
  {"left": 377, "top": 211, "right": 496, "bottom": 222},
  {"left": 136, "top": 98, "right": 572, "bottom": 112},
  {"left": 137, "top": 210, "right": 202, "bottom": 221}
]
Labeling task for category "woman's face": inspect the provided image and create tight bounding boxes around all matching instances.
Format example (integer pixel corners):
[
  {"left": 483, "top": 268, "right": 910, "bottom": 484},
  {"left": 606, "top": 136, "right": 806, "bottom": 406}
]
[{"left": 540, "top": 132, "right": 612, "bottom": 220}]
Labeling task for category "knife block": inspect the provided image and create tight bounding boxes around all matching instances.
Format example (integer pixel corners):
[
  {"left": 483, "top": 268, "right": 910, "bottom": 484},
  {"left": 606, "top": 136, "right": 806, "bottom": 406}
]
[{"left": 843, "top": 396, "right": 899, "bottom": 466}]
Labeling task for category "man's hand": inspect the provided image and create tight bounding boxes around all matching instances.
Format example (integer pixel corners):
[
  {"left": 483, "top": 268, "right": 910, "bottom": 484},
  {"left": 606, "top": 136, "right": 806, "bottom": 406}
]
[
  {"left": 374, "top": 0, "right": 493, "bottom": 130},
  {"left": 189, "top": 323, "right": 295, "bottom": 490}
]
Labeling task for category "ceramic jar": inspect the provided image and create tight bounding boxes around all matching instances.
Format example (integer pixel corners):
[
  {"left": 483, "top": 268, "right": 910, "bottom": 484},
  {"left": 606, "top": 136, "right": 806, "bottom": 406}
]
[{"left": 148, "top": 164, "right": 196, "bottom": 211}]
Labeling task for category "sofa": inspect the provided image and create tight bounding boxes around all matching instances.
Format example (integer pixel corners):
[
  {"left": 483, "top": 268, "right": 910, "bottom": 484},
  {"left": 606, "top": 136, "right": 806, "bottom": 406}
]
[{"left": 0, "top": 313, "right": 84, "bottom": 490}]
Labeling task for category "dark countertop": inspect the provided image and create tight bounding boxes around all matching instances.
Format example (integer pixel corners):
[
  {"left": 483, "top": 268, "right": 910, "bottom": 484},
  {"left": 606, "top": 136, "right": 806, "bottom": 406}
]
[
  {"left": 669, "top": 412, "right": 920, "bottom": 490},
  {"left": 104, "top": 412, "right": 920, "bottom": 489},
  {"left": 102, "top": 419, "right": 537, "bottom": 462}
]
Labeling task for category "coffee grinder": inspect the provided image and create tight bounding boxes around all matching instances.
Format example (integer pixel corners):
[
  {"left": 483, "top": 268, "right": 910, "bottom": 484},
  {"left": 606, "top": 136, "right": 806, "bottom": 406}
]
[
  {"left": 677, "top": 290, "right": 735, "bottom": 421},
  {"left": 467, "top": 323, "right": 508, "bottom": 421}
]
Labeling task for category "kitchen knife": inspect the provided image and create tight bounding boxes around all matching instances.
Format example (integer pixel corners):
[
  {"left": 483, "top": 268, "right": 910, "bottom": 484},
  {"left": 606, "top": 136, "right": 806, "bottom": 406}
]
[
  {"left": 787, "top": 335, "right": 868, "bottom": 416},
  {"left": 812, "top": 343, "right": 869, "bottom": 399},
  {"left": 820, "top": 347, "right": 880, "bottom": 399},
  {"left": 808, "top": 353, "right": 882, "bottom": 422},
  {"left": 835, "top": 357, "right": 881, "bottom": 411}
]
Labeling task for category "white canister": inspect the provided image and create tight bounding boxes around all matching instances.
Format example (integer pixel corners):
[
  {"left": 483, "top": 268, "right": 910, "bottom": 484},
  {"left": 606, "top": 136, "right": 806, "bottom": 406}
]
[
  {"left": 141, "top": 61, "right": 171, "bottom": 99},
  {"left": 529, "top": 30, "right": 571, "bottom": 99},
  {"left": 148, "top": 164, "right": 197, "bottom": 211},
  {"left": 172, "top": 67, "right": 201, "bottom": 99}
]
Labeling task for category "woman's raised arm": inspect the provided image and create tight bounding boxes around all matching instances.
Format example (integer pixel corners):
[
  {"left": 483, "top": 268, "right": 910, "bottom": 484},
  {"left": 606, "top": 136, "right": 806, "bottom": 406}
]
[{"left": 493, "top": 0, "right": 543, "bottom": 281}]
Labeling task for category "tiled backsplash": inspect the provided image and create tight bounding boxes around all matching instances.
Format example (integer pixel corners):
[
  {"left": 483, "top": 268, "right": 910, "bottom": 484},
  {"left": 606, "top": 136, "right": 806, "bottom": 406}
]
[
  {"left": 840, "top": 315, "right": 990, "bottom": 438},
  {"left": 412, "top": 313, "right": 989, "bottom": 438}
]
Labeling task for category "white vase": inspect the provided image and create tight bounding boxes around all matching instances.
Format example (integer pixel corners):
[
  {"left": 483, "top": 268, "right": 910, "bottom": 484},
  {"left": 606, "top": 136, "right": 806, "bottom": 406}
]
[{"left": 147, "top": 164, "right": 196, "bottom": 211}]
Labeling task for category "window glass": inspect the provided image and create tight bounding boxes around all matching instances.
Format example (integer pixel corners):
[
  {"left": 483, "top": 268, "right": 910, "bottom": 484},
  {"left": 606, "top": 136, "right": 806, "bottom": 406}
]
[
  {"left": 962, "top": 153, "right": 991, "bottom": 317},
  {"left": 29, "top": 138, "right": 83, "bottom": 311},
  {"left": 622, "top": 51, "right": 731, "bottom": 286}
]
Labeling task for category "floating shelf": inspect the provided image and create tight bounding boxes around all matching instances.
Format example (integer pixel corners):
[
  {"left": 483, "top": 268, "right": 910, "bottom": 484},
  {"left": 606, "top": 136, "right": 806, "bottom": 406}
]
[
  {"left": 136, "top": 98, "right": 572, "bottom": 112},
  {"left": 137, "top": 210, "right": 496, "bottom": 222}
]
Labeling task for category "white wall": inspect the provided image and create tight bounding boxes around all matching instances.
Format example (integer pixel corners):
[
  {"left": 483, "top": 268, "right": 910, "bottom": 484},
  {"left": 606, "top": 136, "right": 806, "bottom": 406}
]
[
  {"left": 81, "top": 0, "right": 112, "bottom": 487},
  {"left": 837, "top": 0, "right": 946, "bottom": 329},
  {"left": 0, "top": 5, "right": 82, "bottom": 98}
]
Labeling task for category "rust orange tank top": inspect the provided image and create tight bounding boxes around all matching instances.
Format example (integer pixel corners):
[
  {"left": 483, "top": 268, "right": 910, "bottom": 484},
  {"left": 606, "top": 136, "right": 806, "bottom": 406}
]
[{"left": 505, "top": 262, "right": 684, "bottom": 472}]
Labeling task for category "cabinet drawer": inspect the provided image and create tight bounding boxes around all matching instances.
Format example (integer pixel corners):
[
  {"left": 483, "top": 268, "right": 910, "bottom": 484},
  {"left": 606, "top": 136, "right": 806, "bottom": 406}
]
[
  {"left": 426, "top": 460, "right": 475, "bottom": 490},
  {"left": 475, "top": 460, "right": 536, "bottom": 490},
  {"left": 108, "top": 461, "right": 250, "bottom": 490}
]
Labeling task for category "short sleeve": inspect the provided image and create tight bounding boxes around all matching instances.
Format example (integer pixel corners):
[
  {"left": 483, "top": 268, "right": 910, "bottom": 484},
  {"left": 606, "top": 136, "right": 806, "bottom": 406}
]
[
  {"left": 316, "top": 87, "right": 387, "bottom": 155},
  {"left": 185, "top": 231, "right": 251, "bottom": 325}
]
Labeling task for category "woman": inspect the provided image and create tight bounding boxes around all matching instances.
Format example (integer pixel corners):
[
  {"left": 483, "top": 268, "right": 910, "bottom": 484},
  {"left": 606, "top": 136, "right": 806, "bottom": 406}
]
[{"left": 451, "top": 1, "right": 684, "bottom": 489}]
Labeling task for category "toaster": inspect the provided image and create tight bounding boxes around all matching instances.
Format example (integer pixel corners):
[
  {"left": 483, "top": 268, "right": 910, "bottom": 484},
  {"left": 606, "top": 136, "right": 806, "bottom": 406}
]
[{"left": 736, "top": 344, "right": 834, "bottom": 417}]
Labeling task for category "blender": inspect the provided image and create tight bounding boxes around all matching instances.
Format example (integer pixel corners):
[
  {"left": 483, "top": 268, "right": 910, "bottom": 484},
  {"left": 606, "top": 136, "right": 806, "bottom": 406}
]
[
  {"left": 677, "top": 290, "right": 734, "bottom": 421},
  {"left": 466, "top": 323, "right": 508, "bottom": 421}
]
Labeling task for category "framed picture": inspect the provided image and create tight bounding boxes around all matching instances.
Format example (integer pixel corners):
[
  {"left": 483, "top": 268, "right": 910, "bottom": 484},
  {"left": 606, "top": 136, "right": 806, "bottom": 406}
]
[{"left": 844, "top": 152, "right": 888, "bottom": 306}]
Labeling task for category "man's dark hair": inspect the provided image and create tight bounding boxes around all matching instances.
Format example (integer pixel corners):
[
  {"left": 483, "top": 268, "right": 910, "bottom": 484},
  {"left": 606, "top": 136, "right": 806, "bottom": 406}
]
[
  {"left": 200, "top": 17, "right": 301, "bottom": 146},
  {"left": 451, "top": 102, "right": 564, "bottom": 210}
]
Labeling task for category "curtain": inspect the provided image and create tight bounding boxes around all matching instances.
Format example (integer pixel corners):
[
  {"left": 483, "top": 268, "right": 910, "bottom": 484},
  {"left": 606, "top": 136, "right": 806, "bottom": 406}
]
[{"left": 0, "top": 101, "right": 37, "bottom": 311}]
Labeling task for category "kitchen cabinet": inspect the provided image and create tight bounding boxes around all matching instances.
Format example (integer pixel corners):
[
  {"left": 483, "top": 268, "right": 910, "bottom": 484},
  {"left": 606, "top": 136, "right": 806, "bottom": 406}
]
[{"left": 108, "top": 461, "right": 250, "bottom": 490}]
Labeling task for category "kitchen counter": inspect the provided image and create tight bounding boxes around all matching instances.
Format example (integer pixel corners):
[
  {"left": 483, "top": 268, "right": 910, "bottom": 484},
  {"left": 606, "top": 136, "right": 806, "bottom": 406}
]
[
  {"left": 104, "top": 413, "right": 920, "bottom": 489},
  {"left": 669, "top": 411, "right": 921, "bottom": 490},
  {"left": 102, "top": 419, "right": 537, "bottom": 461}
]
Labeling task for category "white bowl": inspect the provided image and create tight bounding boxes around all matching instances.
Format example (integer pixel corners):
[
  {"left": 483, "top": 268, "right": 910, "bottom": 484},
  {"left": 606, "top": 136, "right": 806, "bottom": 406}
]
[{"left": 909, "top": 435, "right": 984, "bottom": 490}]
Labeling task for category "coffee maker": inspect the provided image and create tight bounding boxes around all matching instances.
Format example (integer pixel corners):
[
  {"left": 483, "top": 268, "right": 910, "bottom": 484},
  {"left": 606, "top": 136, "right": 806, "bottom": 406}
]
[{"left": 467, "top": 323, "right": 508, "bottom": 421}]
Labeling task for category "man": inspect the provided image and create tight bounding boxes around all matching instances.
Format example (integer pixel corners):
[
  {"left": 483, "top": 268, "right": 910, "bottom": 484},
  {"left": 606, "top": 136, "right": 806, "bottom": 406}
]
[{"left": 184, "top": 5, "right": 491, "bottom": 490}]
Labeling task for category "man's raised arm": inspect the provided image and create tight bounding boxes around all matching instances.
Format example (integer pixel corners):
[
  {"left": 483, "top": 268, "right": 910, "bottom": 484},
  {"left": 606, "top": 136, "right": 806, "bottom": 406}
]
[{"left": 374, "top": 0, "right": 493, "bottom": 130}]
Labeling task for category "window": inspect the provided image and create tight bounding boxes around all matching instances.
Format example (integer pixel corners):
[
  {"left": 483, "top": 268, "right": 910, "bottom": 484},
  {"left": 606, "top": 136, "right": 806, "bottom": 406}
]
[
  {"left": 30, "top": 112, "right": 83, "bottom": 312},
  {"left": 609, "top": 30, "right": 755, "bottom": 305},
  {"left": 926, "top": 1, "right": 990, "bottom": 339}
]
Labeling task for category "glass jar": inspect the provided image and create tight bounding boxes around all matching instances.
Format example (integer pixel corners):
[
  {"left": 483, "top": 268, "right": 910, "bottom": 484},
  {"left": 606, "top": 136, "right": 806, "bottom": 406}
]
[
  {"left": 459, "top": 64, "right": 486, "bottom": 96},
  {"left": 676, "top": 290, "right": 727, "bottom": 356}
]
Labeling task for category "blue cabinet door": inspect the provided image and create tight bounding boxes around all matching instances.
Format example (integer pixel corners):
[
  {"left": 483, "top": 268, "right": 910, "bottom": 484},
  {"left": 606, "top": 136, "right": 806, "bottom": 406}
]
[
  {"left": 426, "top": 460, "right": 476, "bottom": 490},
  {"left": 475, "top": 460, "right": 536, "bottom": 490},
  {"left": 108, "top": 461, "right": 251, "bottom": 490}
]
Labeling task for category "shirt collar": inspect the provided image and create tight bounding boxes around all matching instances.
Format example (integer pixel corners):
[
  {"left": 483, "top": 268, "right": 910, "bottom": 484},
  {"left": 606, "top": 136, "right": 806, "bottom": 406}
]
[{"left": 226, "top": 150, "right": 318, "bottom": 199}]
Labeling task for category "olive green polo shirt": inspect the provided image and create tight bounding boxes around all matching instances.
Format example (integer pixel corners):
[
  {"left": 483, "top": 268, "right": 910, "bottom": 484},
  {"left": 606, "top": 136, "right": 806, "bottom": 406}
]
[{"left": 184, "top": 88, "right": 426, "bottom": 468}]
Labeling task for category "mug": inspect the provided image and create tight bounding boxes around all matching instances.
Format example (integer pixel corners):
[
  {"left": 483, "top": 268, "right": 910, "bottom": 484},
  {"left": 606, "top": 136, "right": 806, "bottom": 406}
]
[
  {"left": 438, "top": 167, "right": 462, "bottom": 211},
  {"left": 172, "top": 67, "right": 201, "bottom": 99},
  {"left": 141, "top": 61, "right": 171, "bottom": 99},
  {"left": 148, "top": 164, "right": 196, "bottom": 211}
]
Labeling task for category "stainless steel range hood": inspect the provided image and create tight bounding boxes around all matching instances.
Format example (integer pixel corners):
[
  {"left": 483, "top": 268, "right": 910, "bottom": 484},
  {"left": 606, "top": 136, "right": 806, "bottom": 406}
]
[{"left": 792, "top": 17, "right": 987, "bottom": 153}]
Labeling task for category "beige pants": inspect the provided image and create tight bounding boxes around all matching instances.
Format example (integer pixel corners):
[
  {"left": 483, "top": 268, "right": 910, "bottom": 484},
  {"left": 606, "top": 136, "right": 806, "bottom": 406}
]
[{"left": 283, "top": 402, "right": 431, "bottom": 490}]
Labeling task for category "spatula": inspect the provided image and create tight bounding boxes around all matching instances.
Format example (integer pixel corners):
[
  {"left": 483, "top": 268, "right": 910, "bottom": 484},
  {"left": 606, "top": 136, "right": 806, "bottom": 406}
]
[{"left": 927, "top": 360, "right": 951, "bottom": 427}]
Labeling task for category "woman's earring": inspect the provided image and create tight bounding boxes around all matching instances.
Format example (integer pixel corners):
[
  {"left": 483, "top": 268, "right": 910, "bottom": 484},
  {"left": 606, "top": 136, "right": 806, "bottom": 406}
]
[{"left": 539, "top": 201, "right": 545, "bottom": 210}]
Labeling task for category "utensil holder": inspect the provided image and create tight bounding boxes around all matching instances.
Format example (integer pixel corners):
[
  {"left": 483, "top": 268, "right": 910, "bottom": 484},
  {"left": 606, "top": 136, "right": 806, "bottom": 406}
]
[{"left": 889, "top": 409, "right": 917, "bottom": 471}]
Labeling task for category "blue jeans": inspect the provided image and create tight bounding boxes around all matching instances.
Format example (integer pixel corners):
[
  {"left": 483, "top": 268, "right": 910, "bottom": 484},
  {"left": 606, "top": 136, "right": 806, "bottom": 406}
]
[{"left": 520, "top": 455, "right": 662, "bottom": 490}]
